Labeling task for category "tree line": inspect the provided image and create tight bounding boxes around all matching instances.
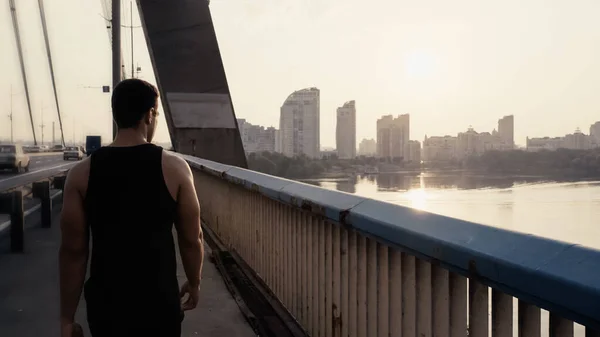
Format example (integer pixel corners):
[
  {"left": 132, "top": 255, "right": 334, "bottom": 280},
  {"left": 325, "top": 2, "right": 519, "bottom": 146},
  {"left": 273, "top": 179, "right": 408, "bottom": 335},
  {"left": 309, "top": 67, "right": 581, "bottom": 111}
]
[{"left": 247, "top": 148, "right": 600, "bottom": 179}]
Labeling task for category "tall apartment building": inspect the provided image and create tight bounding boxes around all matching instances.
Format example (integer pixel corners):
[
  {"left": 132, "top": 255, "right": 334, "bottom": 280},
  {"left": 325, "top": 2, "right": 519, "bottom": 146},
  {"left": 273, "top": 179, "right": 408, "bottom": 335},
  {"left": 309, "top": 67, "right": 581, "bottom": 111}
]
[
  {"left": 279, "top": 88, "right": 320, "bottom": 158},
  {"left": 336, "top": 100, "right": 356, "bottom": 159},
  {"left": 498, "top": 115, "right": 514, "bottom": 148},
  {"left": 376, "top": 114, "right": 410, "bottom": 161},
  {"left": 358, "top": 138, "right": 377, "bottom": 156},
  {"left": 237, "top": 119, "right": 277, "bottom": 153}
]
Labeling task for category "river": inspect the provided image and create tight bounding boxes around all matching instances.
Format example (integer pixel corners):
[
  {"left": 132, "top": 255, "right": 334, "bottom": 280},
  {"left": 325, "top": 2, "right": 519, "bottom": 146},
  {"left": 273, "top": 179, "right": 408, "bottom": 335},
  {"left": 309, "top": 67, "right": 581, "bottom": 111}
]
[{"left": 307, "top": 172, "right": 600, "bottom": 250}]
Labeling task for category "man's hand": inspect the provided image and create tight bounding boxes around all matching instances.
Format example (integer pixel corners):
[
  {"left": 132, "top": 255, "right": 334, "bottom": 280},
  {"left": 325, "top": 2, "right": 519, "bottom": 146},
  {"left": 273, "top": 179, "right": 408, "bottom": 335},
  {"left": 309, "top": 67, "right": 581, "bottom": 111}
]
[
  {"left": 61, "top": 322, "right": 83, "bottom": 337},
  {"left": 60, "top": 322, "right": 73, "bottom": 337},
  {"left": 179, "top": 281, "right": 199, "bottom": 311}
]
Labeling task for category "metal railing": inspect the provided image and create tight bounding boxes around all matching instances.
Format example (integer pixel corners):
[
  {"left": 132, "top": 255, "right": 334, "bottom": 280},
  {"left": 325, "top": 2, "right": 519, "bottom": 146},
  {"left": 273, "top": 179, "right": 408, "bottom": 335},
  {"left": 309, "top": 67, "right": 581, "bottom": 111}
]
[
  {"left": 0, "top": 161, "right": 74, "bottom": 192},
  {"left": 183, "top": 154, "right": 600, "bottom": 337},
  {"left": 0, "top": 170, "right": 68, "bottom": 252}
]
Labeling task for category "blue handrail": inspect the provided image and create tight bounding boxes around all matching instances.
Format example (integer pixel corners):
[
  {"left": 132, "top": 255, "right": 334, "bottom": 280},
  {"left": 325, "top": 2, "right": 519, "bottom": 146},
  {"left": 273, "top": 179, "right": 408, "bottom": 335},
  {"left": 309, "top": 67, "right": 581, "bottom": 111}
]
[{"left": 184, "top": 155, "right": 600, "bottom": 329}]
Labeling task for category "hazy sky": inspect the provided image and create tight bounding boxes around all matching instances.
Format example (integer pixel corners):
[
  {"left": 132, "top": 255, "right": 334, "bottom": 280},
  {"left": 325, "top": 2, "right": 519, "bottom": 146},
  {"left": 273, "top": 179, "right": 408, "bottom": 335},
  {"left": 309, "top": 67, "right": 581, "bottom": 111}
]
[{"left": 1, "top": 0, "right": 600, "bottom": 147}]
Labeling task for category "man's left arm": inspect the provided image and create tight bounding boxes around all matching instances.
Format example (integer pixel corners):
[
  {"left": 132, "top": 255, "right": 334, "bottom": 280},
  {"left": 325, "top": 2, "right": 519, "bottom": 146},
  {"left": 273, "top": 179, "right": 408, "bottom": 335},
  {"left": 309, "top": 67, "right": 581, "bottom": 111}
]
[{"left": 59, "top": 163, "right": 89, "bottom": 332}]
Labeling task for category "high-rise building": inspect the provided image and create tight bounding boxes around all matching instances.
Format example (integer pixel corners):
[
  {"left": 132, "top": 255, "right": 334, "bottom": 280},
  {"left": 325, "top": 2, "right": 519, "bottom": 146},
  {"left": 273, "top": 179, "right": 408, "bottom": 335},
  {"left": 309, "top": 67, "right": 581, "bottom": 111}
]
[
  {"left": 336, "top": 100, "right": 356, "bottom": 159},
  {"left": 376, "top": 114, "right": 409, "bottom": 161},
  {"left": 498, "top": 115, "right": 514, "bottom": 148},
  {"left": 279, "top": 88, "right": 320, "bottom": 158},
  {"left": 358, "top": 138, "right": 377, "bottom": 156}
]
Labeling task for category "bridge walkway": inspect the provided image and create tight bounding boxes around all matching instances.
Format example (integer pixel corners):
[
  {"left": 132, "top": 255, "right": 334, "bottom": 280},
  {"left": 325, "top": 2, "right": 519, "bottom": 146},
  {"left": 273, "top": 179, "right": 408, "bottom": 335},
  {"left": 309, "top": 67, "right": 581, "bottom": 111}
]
[{"left": 0, "top": 208, "right": 256, "bottom": 337}]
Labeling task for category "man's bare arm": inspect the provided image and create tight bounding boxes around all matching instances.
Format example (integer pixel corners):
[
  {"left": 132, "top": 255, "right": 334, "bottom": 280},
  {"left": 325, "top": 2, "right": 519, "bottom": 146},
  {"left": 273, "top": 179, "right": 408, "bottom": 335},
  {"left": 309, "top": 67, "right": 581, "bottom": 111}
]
[
  {"left": 173, "top": 159, "right": 203, "bottom": 288},
  {"left": 59, "top": 162, "right": 89, "bottom": 326}
]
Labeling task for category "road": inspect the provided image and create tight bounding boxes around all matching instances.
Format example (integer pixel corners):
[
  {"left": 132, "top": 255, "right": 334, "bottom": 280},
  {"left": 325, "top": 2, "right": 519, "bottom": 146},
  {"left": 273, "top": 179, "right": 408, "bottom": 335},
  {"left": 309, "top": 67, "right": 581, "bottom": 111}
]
[{"left": 0, "top": 154, "right": 78, "bottom": 191}]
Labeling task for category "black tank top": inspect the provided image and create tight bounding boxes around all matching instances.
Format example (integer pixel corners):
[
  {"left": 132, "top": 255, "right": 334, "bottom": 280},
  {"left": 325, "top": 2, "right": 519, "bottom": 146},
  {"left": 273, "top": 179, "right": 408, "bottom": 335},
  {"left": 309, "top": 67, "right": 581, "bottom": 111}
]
[{"left": 84, "top": 144, "right": 179, "bottom": 320}]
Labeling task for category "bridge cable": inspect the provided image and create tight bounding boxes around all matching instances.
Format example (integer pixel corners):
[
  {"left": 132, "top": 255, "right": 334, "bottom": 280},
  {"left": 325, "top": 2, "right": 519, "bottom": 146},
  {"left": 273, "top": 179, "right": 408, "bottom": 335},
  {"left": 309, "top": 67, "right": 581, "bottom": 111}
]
[
  {"left": 8, "top": 0, "right": 38, "bottom": 145},
  {"left": 37, "top": 0, "right": 66, "bottom": 147}
]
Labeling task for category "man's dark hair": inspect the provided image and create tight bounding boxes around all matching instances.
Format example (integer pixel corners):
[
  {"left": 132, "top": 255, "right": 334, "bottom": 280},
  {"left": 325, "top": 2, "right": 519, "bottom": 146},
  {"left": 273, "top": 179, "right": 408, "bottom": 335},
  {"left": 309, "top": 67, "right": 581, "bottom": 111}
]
[{"left": 111, "top": 79, "right": 159, "bottom": 129}]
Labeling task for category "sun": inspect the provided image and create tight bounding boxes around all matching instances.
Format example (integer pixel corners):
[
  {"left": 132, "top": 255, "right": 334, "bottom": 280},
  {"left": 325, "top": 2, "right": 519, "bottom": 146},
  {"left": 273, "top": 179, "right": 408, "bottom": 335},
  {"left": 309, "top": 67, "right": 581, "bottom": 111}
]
[{"left": 403, "top": 50, "right": 436, "bottom": 79}]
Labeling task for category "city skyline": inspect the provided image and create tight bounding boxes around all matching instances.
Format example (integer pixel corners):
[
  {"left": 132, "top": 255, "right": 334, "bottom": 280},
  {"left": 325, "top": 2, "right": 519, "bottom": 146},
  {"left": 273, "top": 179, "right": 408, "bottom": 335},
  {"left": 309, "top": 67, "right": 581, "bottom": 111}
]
[
  {"left": 237, "top": 107, "right": 600, "bottom": 155},
  {"left": 2, "top": 0, "right": 600, "bottom": 148}
]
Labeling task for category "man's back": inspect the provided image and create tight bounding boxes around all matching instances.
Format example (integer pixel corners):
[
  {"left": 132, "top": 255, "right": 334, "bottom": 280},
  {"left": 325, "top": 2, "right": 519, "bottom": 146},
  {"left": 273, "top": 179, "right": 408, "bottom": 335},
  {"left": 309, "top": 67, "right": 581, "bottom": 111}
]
[
  {"left": 84, "top": 144, "right": 180, "bottom": 328},
  {"left": 59, "top": 79, "right": 203, "bottom": 337}
]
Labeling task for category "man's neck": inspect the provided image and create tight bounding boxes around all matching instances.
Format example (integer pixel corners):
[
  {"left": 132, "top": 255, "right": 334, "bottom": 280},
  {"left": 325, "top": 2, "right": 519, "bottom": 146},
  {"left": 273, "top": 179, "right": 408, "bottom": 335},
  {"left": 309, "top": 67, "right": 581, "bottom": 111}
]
[{"left": 110, "top": 129, "right": 148, "bottom": 147}]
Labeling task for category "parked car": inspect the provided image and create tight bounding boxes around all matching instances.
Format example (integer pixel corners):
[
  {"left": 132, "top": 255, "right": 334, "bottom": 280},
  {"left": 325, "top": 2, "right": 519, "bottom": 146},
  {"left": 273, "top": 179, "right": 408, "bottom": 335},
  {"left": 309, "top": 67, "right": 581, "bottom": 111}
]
[
  {"left": 63, "top": 146, "right": 84, "bottom": 161},
  {"left": 0, "top": 144, "right": 31, "bottom": 173}
]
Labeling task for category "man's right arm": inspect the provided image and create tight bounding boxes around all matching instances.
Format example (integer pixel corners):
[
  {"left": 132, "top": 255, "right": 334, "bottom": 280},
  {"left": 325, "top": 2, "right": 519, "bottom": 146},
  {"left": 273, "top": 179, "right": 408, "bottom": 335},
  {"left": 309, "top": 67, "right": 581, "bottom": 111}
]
[{"left": 173, "top": 158, "right": 203, "bottom": 291}]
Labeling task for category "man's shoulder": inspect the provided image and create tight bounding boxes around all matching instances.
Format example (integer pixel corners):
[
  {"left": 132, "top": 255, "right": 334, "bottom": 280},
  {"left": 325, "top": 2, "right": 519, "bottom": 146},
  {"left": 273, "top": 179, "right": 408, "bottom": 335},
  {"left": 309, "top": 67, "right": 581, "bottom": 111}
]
[
  {"left": 162, "top": 150, "right": 192, "bottom": 176},
  {"left": 66, "top": 157, "right": 91, "bottom": 190}
]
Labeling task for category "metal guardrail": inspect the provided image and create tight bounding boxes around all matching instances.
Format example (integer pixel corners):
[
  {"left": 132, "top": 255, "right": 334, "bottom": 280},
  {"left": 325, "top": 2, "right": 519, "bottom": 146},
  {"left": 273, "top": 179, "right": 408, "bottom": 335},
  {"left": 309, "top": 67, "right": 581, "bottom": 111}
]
[
  {"left": 0, "top": 169, "right": 68, "bottom": 252},
  {"left": 182, "top": 154, "right": 600, "bottom": 335},
  {"left": 0, "top": 162, "right": 74, "bottom": 192}
]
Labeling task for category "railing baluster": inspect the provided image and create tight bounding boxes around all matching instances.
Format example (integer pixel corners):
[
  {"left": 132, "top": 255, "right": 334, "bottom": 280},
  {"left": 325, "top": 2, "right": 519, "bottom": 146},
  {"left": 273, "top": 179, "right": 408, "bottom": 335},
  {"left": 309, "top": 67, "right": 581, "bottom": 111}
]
[
  {"left": 300, "top": 212, "right": 307, "bottom": 327},
  {"left": 291, "top": 209, "right": 297, "bottom": 318},
  {"left": 348, "top": 231, "right": 358, "bottom": 337},
  {"left": 518, "top": 300, "right": 541, "bottom": 337},
  {"left": 302, "top": 213, "right": 310, "bottom": 330},
  {"left": 250, "top": 193, "right": 255, "bottom": 272},
  {"left": 377, "top": 244, "right": 389, "bottom": 337},
  {"left": 319, "top": 220, "right": 327, "bottom": 337},
  {"left": 492, "top": 289, "right": 512, "bottom": 337},
  {"left": 332, "top": 226, "right": 341, "bottom": 337},
  {"left": 402, "top": 253, "right": 417, "bottom": 337},
  {"left": 260, "top": 198, "right": 266, "bottom": 284},
  {"left": 325, "top": 223, "right": 333, "bottom": 337},
  {"left": 549, "top": 314, "right": 573, "bottom": 337},
  {"left": 367, "top": 239, "right": 378, "bottom": 337},
  {"left": 417, "top": 259, "right": 432, "bottom": 337},
  {"left": 469, "top": 279, "right": 488, "bottom": 337},
  {"left": 432, "top": 265, "right": 450, "bottom": 337},
  {"left": 275, "top": 203, "right": 282, "bottom": 300},
  {"left": 341, "top": 229, "right": 349, "bottom": 337},
  {"left": 269, "top": 201, "right": 275, "bottom": 293},
  {"left": 241, "top": 190, "right": 248, "bottom": 261},
  {"left": 258, "top": 194, "right": 263, "bottom": 274},
  {"left": 307, "top": 215, "right": 314, "bottom": 334},
  {"left": 390, "top": 250, "right": 402, "bottom": 336},
  {"left": 312, "top": 218, "right": 320, "bottom": 337},
  {"left": 251, "top": 193, "right": 256, "bottom": 270},
  {"left": 297, "top": 212, "right": 303, "bottom": 320},
  {"left": 357, "top": 235, "right": 368, "bottom": 337},
  {"left": 285, "top": 205, "right": 291, "bottom": 313}
]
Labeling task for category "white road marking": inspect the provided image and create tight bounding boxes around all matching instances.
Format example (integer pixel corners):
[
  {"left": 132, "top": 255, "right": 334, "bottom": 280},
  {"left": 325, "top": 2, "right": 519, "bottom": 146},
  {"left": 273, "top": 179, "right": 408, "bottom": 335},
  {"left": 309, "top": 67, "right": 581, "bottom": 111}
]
[{"left": 0, "top": 162, "right": 74, "bottom": 183}]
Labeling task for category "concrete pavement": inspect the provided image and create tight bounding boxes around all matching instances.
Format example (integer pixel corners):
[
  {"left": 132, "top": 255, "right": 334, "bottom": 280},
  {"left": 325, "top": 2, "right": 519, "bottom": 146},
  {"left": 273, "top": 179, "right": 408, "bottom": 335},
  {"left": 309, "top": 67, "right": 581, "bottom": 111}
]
[{"left": 0, "top": 207, "right": 256, "bottom": 337}]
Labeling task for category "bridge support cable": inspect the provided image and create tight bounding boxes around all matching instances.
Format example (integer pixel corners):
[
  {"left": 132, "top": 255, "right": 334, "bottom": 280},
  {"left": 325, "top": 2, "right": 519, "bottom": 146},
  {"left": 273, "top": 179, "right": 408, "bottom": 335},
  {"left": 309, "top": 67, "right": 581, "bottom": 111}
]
[
  {"left": 37, "top": 0, "right": 65, "bottom": 147},
  {"left": 8, "top": 0, "right": 37, "bottom": 145}
]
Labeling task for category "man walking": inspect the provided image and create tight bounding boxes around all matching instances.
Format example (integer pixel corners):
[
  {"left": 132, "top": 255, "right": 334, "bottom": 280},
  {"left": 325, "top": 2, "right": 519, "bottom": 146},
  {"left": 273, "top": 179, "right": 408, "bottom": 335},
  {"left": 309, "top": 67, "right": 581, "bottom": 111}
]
[{"left": 59, "top": 79, "right": 204, "bottom": 336}]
